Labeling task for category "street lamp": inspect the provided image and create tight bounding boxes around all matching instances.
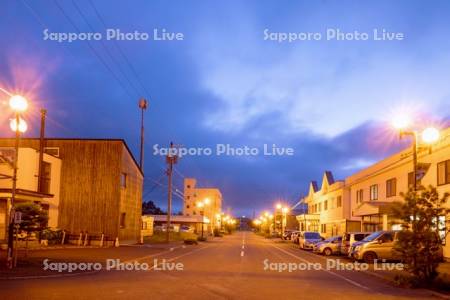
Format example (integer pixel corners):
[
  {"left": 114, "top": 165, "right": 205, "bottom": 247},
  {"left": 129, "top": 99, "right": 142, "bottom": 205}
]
[
  {"left": 196, "top": 199, "right": 209, "bottom": 239},
  {"left": 393, "top": 117, "right": 440, "bottom": 191},
  {"left": 6, "top": 94, "right": 28, "bottom": 269}
]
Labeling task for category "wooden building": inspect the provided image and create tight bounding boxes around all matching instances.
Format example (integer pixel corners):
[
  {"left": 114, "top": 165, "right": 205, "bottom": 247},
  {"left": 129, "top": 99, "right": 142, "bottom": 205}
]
[{"left": 0, "top": 139, "right": 143, "bottom": 243}]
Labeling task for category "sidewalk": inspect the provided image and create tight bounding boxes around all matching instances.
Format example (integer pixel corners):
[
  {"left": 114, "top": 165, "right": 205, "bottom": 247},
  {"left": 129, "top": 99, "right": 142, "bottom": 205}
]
[
  {"left": 362, "top": 261, "right": 450, "bottom": 295},
  {"left": 0, "top": 242, "right": 187, "bottom": 279}
]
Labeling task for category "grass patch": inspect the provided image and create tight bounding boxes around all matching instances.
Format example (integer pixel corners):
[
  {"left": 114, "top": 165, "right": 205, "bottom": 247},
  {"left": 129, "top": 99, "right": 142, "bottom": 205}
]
[{"left": 144, "top": 232, "right": 198, "bottom": 244}]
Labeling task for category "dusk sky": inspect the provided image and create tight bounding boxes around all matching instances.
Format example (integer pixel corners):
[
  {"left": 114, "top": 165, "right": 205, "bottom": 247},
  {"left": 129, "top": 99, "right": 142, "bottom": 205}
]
[{"left": 1, "top": 0, "right": 450, "bottom": 216}]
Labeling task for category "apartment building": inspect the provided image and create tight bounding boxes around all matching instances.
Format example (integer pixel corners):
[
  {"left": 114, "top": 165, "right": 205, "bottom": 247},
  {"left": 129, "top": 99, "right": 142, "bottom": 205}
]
[
  {"left": 347, "top": 127, "right": 450, "bottom": 258},
  {"left": 0, "top": 139, "right": 143, "bottom": 243},
  {"left": 297, "top": 171, "right": 360, "bottom": 238},
  {"left": 0, "top": 147, "right": 61, "bottom": 243},
  {"left": 183, "top": 178, "right": 222, "bottom": 233}
]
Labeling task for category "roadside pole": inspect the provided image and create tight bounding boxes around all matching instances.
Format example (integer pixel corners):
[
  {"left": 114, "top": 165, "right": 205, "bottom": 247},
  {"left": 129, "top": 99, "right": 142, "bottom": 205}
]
[{"left": 165, "top": 142, "right": 178, "bottom": 243}]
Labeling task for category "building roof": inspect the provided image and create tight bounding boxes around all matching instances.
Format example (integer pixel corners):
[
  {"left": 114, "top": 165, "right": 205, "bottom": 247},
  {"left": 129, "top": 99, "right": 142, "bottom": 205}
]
[{"left": 0, "top": 138, "right": 143, "bottom": 176}]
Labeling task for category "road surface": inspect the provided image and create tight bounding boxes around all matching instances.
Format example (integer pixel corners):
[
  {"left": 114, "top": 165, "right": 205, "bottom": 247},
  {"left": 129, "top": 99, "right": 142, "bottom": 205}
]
[{"left": 0, "top": 232, "right": 442, "bottom": 299}]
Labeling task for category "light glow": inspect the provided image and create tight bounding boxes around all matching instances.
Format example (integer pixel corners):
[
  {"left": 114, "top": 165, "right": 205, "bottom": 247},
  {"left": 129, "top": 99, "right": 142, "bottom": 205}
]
[
  {"left": 9, "top": 95, "right": 28, "bottom": 112},
  {"left": 421, "top": 127, "right": 440, "bottom": 144},
  {"left": 10, "top": 117, "right": 27, "bottom": 133}
]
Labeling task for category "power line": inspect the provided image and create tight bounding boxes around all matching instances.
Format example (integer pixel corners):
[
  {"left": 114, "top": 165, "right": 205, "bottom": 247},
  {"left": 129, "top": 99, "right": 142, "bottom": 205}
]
[
  {"left": 71, "top": 0, "right": 143, "bottom": 99},
  {"left": 87, "top": 0, "right": 152, "bottom": 100},
  {"left": 53, "top": 0, "right": 135, "bottom": 99}
]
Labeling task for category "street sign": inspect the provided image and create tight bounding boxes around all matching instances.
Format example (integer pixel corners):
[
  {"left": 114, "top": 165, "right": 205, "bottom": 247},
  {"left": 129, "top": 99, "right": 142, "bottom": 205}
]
[{"left": 14, "top": 211, "right": 22, "bottom": 224}]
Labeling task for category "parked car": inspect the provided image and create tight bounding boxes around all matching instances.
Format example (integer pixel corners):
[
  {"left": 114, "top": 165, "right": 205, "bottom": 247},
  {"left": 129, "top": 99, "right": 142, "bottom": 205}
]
[
  {"left": 299, "top": 231, "right": 323, "bottom": 250},
  {"left": 341, "top": 232, "right": 371, "bottom": 256},
  {"left": 291, "top": 231, "right": 301, "bottom": 243},
  {"left": 313, "top": 236, "right": 342, "bottom": 256},
  {"left": 282, "top": 230, "right": 294, "bottom": 240}
]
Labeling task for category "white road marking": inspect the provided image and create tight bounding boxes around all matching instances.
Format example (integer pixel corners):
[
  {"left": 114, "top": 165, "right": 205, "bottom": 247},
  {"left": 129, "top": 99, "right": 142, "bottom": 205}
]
[
  {"left": 271, "top": 244, "right": 370, "bottom": 291},
  {"left": 242, "top": 245, "right": 245, "bottom": 249},
  {"left": 241, "top": 251, "right": 244, "bottom": 257}
]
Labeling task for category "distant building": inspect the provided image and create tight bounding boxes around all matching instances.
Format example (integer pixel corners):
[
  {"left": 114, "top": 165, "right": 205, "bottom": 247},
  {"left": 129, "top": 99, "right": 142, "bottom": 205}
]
[
  {"left": 183, "top": 178, "right": 222, "bottom": 233},
  {"left": 0, "top": 147, "right": 61, "bottom": 242},
  {"left": 297, "top": 171, "right": 360, "bottom": 237},
  {"left": 0, "top": 139, "right": 143, "bottom": 243}
]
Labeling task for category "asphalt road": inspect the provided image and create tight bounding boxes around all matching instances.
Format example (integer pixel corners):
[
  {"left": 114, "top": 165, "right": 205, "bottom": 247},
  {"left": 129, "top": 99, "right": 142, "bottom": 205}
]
[{"left": 0, "top": 232, "right": 442, "bottom": 299}]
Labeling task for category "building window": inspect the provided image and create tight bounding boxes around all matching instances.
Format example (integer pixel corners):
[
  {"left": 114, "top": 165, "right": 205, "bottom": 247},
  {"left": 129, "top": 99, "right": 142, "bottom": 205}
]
[
  {"left": 120, "top": 173, "right": 127, "bottom": 188},
  {"left": 187, "top": 185, "right": 191, "bottom": 188},
  {"left": 193, "top": 211, "right": 196, "bottom": 215},
  {"left": 370, "top": 184, "right": 378, "bottom": 201},
  {"left": 120, "top": 213, "right": 126, "bottom": 229},
  {"left": 437, "top": 160, "right": 450, "bottom": 186},
  {"left": 321, "top": 224, "right": 326, "bottom": 233},
  {"left": 318, "top": 203, "right": 322, "bottom": 212},
  {"left": 186, "top": 205, "right": 190, "bottom": 209},
  {"left": 356, "top": 189, "right": 364, "bottom": 203},
  {"left": 142, "top": 222, "right": 147, "bottom": 230},
  {"left": 40, "top": 162, "right": 51, "bottom": 194},
  {"left": 324, "top": 200, "right": 328, "bottom": 210},
  {"left": 386, "top": 178, "right": 397, "bottom": 197},
  {"left": 337, "top": 196, "right": 342, "bottom": 208}
]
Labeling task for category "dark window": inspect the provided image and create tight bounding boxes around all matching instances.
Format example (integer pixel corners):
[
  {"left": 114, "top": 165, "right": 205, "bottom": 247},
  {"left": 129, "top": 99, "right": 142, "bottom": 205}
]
[
  {"left": 370, "top": 184, "right": 378, "bottom": 200},
  {"left": 386, "top": 178, "right": 397, "bottom": 197},
  {"left": 318, "top": 203, "right": 322, "bottom": 212},
  {"left": 40, "top": 162, "right": 51, "bottom": 194},
  {"left": 437, "top": 160, "right": 450, "bottom": 185},
  {"left": 187, "top": 185, "right": 191, "bottom": 188},
  {"left": 321, "top": 224, "right": 326, "bottom": 233},
  {"left": 120, "top": 213, "right": 126, "bottom": 229},
  {"left": 324, "top": 200, "right": 328, "bottom": 210},
  {"left": 186, "top": 205, "right": 190, "bottom": 209},
  {"left": 336, "top": 196, "right": 342, "bottom": 208}
]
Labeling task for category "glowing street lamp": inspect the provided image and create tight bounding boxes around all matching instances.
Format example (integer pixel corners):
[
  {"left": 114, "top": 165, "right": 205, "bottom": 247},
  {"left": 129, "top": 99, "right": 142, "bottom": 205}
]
[
  {"left": 6, "top": 94, "right": 28, "bottom": 269},
  {"left": 421, "top": 127, "right": 440, "bottom": 144},
  {"left": 9, "top": 95, "right": 28, "bottom": 112},
  {"left": 9, "top": 118, "right": 27, "bottom": 133},
  {"left": 392, "top": 115, "right": 441, "bottom": 191}
]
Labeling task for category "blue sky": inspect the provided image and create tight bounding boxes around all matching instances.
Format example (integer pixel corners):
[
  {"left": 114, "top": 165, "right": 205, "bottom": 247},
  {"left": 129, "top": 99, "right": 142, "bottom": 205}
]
[{"left": 1, "top": 0, "right": 449, "bottom": 216}]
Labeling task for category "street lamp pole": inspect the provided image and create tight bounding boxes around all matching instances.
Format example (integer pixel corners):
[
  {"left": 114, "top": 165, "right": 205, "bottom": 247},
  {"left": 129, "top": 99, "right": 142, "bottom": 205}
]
[{"left": 6, "top": 95, "right": 28, "bottom": 269}]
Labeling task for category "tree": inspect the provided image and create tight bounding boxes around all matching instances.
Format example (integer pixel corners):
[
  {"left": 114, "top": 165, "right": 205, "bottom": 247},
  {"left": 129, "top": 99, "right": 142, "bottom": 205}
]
[
  {"left": 14, "top": 202, "right": 48, "bottom": 234},
  {"left": 390, "top": 186, "right": 449, "bottom": 285},
  {"left": 14, "top": 202, "right": 48, "bottom": 255},
  {"left": 142, "top": 200, "right": 165, "bottom": 215}
]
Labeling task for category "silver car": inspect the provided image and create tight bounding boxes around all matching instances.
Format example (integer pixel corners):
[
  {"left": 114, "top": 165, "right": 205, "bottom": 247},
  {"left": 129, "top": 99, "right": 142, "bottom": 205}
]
[
  {"left": 299, "top": 231, "right": 323, "bottom": 250},
  {"left": 313, "top": 236, "right": 342, "bottom": 256}
]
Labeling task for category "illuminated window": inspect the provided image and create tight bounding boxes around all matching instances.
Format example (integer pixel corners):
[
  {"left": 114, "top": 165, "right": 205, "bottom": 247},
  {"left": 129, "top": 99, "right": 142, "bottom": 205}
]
[
  {"left": 370, "top": 185, "right": 378, "bottom": 201},
  {"left": 437, "top": 160, "right": 450, "bottom": 185}
]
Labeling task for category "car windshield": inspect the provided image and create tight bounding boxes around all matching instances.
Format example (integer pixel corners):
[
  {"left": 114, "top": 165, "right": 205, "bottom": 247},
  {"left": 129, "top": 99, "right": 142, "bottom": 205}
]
[
  {"left": 305, "top": 232, "right": 321, "bottom": 239},
  {"left": 362, "top": 231, "right": 383, "bottom": 242}
]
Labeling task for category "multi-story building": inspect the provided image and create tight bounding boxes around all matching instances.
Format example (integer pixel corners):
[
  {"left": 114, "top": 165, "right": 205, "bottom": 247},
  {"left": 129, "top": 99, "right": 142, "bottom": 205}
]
[
  {"left": 348, "top": 126, "right": 450, "bottom": 258},
  {"left": 0, "top": 139, "right": 143, "bottom": 243},
  {"left": 297, "top": 126, "right": 450, "bottom": 259},
  {"left": 183, "top": 178, "right": 222, "bottom": 233},
  {"left": 0, "top": 147, "right": 61, "bottom": 243},
  {"left": 297, "top": 171, "right": 360, "bottom": 238}
]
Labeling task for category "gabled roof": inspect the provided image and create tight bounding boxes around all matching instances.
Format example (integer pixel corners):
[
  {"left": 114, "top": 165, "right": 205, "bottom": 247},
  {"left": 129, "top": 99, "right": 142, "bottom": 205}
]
[
  {"left": 308, "top": 181, "right": 319, "bottom": 195},
  {"left": 320, "top": 171, "right": 335, "bottom": 191}
]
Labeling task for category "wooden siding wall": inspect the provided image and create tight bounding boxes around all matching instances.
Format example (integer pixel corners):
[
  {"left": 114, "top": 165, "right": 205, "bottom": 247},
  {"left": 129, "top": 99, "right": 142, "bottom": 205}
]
[
  {"left": 0, "top": 139, "right": 143, "bottom": 241},
  {"left": 119, "top": 148, "right": 143, "bottom": 241}
]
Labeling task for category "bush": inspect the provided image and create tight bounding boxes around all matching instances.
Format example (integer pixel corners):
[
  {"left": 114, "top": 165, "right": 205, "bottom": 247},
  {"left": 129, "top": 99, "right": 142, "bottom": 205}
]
[{"left": 39, "top": 228, "right": 64, "bottom": 245}]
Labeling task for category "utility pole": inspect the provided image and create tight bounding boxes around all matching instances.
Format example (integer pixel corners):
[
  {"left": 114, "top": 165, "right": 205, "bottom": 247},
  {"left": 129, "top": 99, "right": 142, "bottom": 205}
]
[
  {"left": 37, "top": 109, "right": 47, "bottom": 192},
  {"left": 165, "top": 142, "right": 178, "bottom": 243},
  {"left": 138, "top": 98, "right": 148, "bottom": 171}
]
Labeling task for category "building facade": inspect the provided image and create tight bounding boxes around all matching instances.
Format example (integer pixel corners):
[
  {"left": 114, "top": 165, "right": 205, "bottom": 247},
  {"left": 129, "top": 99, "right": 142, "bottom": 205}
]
[
  {"left": 183, "top": 178, "right": 222, "bottom": 233},
  {"left": 348, "top": 127, "right": 450, "bottom": 258},
  {"left": 297, "top": 171, "right": 360, "bottom": 238},
  {"left": 0, "top": 139, "right": 143, "bottom": 243},
  {"left": 0, "top": 147, "right": 61, "bottom": 243}
]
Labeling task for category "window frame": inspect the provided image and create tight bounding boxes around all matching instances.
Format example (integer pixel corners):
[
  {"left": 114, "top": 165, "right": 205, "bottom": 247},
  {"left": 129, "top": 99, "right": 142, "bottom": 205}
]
[
  {"left": 386, "top": 178, "right": 397, "bottom": 198},
  {"left": 370, "top": 184, "right": 378, "bottom": 201}
]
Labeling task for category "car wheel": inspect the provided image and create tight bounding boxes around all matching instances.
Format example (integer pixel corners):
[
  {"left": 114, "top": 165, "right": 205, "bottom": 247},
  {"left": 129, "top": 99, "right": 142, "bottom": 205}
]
[
  {"left": 363, "top": 252, "right": 377, "bottom": 263},
  {"left": 323, "top": 248, "right": 332, "bottom": 256}
]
